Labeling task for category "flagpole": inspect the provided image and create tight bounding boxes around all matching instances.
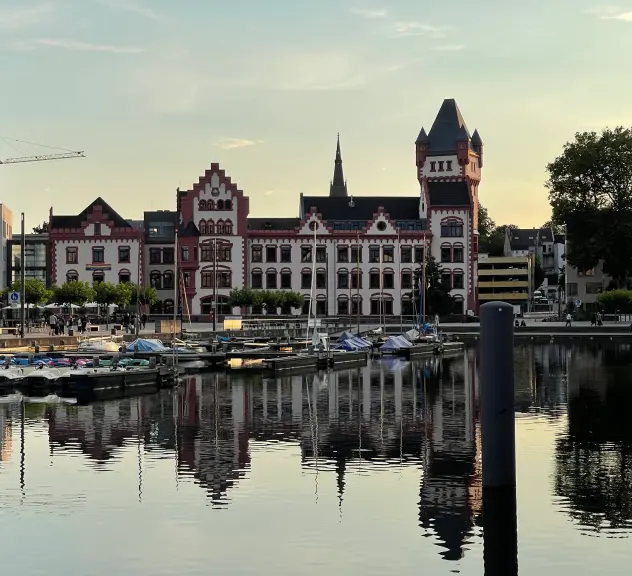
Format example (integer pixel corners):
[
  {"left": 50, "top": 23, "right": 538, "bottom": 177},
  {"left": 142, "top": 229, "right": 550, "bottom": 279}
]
[{"left": 421, "top": 236, "right": 427, "bottom": 325}]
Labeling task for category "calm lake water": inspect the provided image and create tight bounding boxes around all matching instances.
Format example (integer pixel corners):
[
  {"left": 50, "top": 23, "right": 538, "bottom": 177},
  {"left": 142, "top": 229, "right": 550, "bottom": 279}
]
[{"left": 1, "top": 345, "right": 631, "bottom": 575}]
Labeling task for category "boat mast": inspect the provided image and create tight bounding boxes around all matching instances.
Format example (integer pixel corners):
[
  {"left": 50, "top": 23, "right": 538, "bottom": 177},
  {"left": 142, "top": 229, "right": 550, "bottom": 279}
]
[{"left": 304, "top": 221, "right": 318, "bottom": 343}]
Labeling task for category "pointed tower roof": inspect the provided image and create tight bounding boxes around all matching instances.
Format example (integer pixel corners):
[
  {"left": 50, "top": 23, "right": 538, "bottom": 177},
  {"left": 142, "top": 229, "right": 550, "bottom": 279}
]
[
  {"left": 471, "top": 129, "right": 483, "bottom": 146},
  {"left": 426, "top": 98, "right": 470, "bottom": 153},
  {"left": 329, "top": 134, "right": 348, "bottom": 198},
  {"left": 415, "top": 127, "right": 429, "bottom": 145}
]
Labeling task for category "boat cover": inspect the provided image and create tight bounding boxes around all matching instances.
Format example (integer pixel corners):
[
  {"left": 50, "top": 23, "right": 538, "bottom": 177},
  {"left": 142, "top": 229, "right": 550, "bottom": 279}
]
[
  {"left": 126, "top": 338, "right": 168, "bottom": 352},
  {"left": 380, "top": 335, "right": 413, "bottom": 352}
]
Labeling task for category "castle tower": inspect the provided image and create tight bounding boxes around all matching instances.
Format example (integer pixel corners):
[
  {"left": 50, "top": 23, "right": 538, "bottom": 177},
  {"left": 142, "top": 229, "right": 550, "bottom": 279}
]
[
  {"left": 329, "top": 134, "right": 348, "bottom": 198},
  {"left": 415, "top": 99, "right": 483, "bottom": 313}
]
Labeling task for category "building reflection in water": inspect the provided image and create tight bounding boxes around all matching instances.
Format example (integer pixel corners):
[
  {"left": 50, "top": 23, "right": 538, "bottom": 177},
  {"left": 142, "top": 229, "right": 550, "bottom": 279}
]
[{"left": 5, "top": 342, "right": 632, "bottom": 565}]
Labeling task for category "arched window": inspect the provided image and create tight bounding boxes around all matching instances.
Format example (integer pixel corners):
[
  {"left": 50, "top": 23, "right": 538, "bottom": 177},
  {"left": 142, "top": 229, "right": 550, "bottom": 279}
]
[
  {"left": 150, "top": 270, "right": 162, "bottom": 290},
  {"left": 440, "top": 217, "right": 464, "bottom": 238},
  {"left": 163, "top": 270, "right": 174, "bottom": 289},
  {"left": 216, "top": 219, "right": 225, "bottom": 234},
  {"left": 224, "top": 219, "right": 233, "bottom": 235},
  {"left": 441, "top": 269, "right": 452, "bottom": 290},
  {"left": 452, "top": 269, "right": 465, "bottom": 290},
  {"left": 225, "top": 200, "right": 232, "bottom": 210},
  {"left": 217, "top": 200, "right": 224, "bottom": 210},
  {"left": 453, "top": 294, "right": 464, "bottom": 315},
  {"left": 163, "top": 299, "right": 174, "bottom": 315},
  {"left": 66, "top": 270, "right": 78, "bottom": 282},
  {"left": 92, "top": 271, "right": 105, "bottom": 284},
  {"left": 337, "top": 295, "right": 349, "bottom": 315},
  {"left": 199, "top": 220, "right": 207, "bottom": 235},
  {"left": 199, "top": 200, "right": 207, "bottom": 210},
  {"left": 119, "top": 269, "right": 131, "bottom": 283},
  {"left": 208, "top": 200, "right": 215, "bottom": 210},
  {"left": 207, "top": 220, "right": 215, "bottom": 234}
]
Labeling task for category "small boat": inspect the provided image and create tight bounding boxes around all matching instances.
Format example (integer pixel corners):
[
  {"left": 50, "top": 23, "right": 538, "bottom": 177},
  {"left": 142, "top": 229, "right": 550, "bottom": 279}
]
[
  {"left": 78, "top": 338, "right": 122, "bottom": 353},
  {"left": 22, "top": 365, "right": 66, "bottom": 393}
]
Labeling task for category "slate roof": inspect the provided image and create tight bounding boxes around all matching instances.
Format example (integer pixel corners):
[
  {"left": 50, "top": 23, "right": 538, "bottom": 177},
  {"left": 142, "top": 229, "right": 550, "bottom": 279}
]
[
  {"left": 300, "top": 195, "right": 420, "bottom": 221},
  {"left": 178, "top": 220, "right": 200, "bottom": 237},
  {"left": 426, "top": 181, "right": 471, "bottom": 206},
  {"left": 330, "top": 135, "right": 348, "bottom": 198},
  {"left": 509, "top": 228, "right": 555, "bottom": 250},
  {"left": 247, "top": 218, "right": 301, "bottom": 231},
  {"left": 50, "top": 197, "right": 131, "bottom": 229},
  {"left": 426, "top": 99, "right": 470, "bottom": 154}
]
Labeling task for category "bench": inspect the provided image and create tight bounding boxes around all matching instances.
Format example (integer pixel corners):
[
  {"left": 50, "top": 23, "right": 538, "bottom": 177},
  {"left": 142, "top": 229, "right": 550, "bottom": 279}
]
[
  {"left": 88, "top": 325, "right": 99, "bottom": 332},
  {"left": 0, "top": 328, "right": 18, "bottom": 335}
]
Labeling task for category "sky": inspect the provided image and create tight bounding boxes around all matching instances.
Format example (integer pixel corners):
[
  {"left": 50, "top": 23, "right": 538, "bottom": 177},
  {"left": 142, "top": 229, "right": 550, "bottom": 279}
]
[{"left": 1, "top": 0, "right": 632, "bottom": 231}]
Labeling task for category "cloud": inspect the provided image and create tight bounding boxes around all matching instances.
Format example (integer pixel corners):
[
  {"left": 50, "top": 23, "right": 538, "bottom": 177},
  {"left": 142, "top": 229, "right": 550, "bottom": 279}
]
[
  {"left": 264, "top": 190, "right": 275, "bottom": 196},
  {"left": 31, "top": 38, "right": 145, "bottom": 53},
  {"left": 0, "top": 3, "right": 54, "bottom": 29},
  {"left": 94, "top": 0, "right": 161, "bottom": 20},
  {"left": 583, "top": 5, "right": 632, "bottom": 19},
  {"left": 604, "top": 10, "right": 632, "bottom": 20},
  {"left": 214, "top": 138, "right": 261, "bottom": 150},
  {"left": 349, "top": 7, "right": 387, "bottom": 19},
  {"left": 391, "top": 21, "right": 448, "bottom": 38}
]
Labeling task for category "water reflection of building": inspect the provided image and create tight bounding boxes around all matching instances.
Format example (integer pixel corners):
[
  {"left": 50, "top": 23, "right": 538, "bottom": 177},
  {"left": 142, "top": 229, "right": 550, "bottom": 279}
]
[
  {"left": 418, "top": 346, "right": 482, "bottom": 561},
  {"left": 556, "top": 344, "right": 632, "bottom": 534},
  {"left": 0, "top": 408, "right": 12, "bottom": 463},
  {"left": 47, "top": 400, "right": 144, "bottom": 461}
]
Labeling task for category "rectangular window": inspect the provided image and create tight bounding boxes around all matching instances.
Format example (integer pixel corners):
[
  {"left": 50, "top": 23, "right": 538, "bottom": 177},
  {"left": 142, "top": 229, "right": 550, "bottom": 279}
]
[
  {"left": 301, "top": 271, "right": 312, "bottom": 289},
  {"left": 251, "top": 246, "right": 262, "bottom": 262},
  {"left": 163, "top": 274, "right": 174, "bottom": 290},
  {"left": 401, "top": 272, "right": 412, "bottom": 289},
  {"left": 301, "top": 246, "right": 312, "bottom": 263},
  {"left": 92, "top": 247, "right": 104, "bottom": 263},
  {"left": 316, "top": 300, "right": 327, "bottom": 316},
  {"left": 567, "top": 282, "right": 578, "bottom": 297},
  {"left": 441, "top": 271, "right": 452, "bottom": 289},
  {"left": 199, "top": 246, "right": 209, "bottom": 262},
  {"left": 201, "top": 271, "right": 213, "bottom": 288},
  {"left": 441, "top": 221, "right": 463, "bottom": 237},
  {"left": 351, "top": 299, "right": 361, "bottom": 315},
  {"left": 401, "top": 246, "right": 412, "bottom": 263},
  {"left": 316, "top": 271, "right": 326, "bottom": 289},
  {"left": 118, "top": 246, "right": 130, "bottom": 263},
  {"left": 266, "top": 246, "right": 277, "bottom": 262},
  {"left": 382, "top": 246, "right": 394, "bottom": 263},
  {"left": 446, "top": 160, "right": 452, "bottom": 171},
  {"left": 280, "top": 272, "right": 292, "bottom": 289},
  {"left": 453, "top": 247, "right": 464, "bottom": 263},
  {"left": 338, "top": 271, "right": 348, "bottom": 289},
  {"left": 369, "top": 272, "right": 380, "bottom": 289},
  {"left": 453, "top": 274, "right": 464, "bottom": 290},
  {"left": 162, "top": 248, "right": 174, "bottom": 264},
  {"left": 218, "top": 272, "right": 231, "bottom": 288},
  {"left": 430, "top": 161, "right": 436, "bottom": 172},
  {"left": 441, "top": 247, "right": 452, "bottom": 263},
  {"left": 94, "top": 223, "right": 101, "bottom": 236},
  {"left": 266, "top": 271, "right": 277, "bottom": 289},
  {"left": 337, "top": 246, "right": 349, "bottom": 263},
  {"left": 438, "top": 161, "right": 444, "bottom": 171},
  {"left": 149, "top": 248, "right": 161, "bottom": 264},
  {"left": 338, "top": 299, "right": 349, "bottom": 315},
  {"left": 280, "top": 246, "right": 291, "bottom": 263},
  {"left": 369, "top": 246, "right": 380, "bottom": 263},
  {"left": 181, "top": 246, "right": 189, "bottom": 262},
  {"left": 383, "top": 272, "right": 394, "bottom": 289},
  {"left": 183, "top": 272, "right": 190, "bottom": 287},
  {"left": 218, "top": 246, "right": 231, "bottom": 262},
  {"left": 415, "top": 247, "right": 425, "bottom": 263},
  {"left": 252, "top": 272, "right": 263, "bottom": 289},
  {"left": 351, "top": 271, "right": 362, "bottom": 289},
  {"left": 585, "top": 281, "right": 603, "bottom": 295},
  {"left": 350, "top": 246, "right": 362, "bottom": 263},
  {"left": 316, "top": 247, "right": 327, "bottom": 262},
  {"left": 66, "top": 247, "right": 78, "bottom": 264}
]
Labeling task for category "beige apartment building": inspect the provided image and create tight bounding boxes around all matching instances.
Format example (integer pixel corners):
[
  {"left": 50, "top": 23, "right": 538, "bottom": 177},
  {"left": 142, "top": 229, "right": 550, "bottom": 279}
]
[{"left": 478, "top": 254, "right": 532, "bottom": 312}]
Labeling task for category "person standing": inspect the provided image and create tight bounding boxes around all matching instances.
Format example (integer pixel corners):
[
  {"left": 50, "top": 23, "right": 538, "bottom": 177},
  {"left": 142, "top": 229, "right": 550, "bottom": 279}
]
[
  {"left": 565, "top": 312, "right": 572, "bottom": 327},
  {"left": 49, "top": 312, "right": 57, "bottom": 335}
]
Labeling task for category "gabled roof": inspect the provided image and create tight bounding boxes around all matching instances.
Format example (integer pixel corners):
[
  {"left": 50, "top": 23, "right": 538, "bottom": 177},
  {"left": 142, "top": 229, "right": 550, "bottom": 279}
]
[
  {"left": 509, "top": 228, "right": 555, "bottom": 250},
  {"left": 50, "top": 197, "right": 131, "bottom": 229},
  {"left": 426, "top": 181, "right": 471, "bottom": 206},
  {"left": 178, "top": 220, "right": 200, "bottom": 237},
  {"left": 247, "top": 218, "right": 301, "bottom": 231},
  {"left": 300, "top": 195, "right": 421, "bottom": 221},
  {"left": 426, "top": 99, "right": 470, "bottom": 154}
]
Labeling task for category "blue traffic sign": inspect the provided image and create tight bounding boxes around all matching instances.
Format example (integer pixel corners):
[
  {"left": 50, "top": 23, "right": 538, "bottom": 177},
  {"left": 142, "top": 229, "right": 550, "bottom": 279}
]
[{"left": 9, "top": 291, "right": 19, "bottom": 303}]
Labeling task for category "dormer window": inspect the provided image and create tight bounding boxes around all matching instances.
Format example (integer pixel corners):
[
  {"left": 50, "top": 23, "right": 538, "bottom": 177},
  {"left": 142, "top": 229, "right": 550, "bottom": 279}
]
[
  {"left": 446, "top": 160, "right": 452, "bottom": 171},
  {"left": 430, "top": 162, "right": 436, "bottom": 172},
  {"left": 94, "top": 223, "right": 101, "bottom": 236},
  {"left": 438, "top": 161, "right": 444, "bottom": 171}
]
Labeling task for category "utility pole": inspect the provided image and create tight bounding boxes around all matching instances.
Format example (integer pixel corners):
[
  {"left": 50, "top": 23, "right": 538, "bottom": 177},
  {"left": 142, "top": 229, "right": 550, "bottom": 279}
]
[{"left": 19, "top": 213, "right": 25, "bottom": 338}]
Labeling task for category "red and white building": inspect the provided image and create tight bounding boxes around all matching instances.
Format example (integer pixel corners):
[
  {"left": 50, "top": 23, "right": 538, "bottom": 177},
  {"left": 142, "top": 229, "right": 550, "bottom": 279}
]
[{"left": 48, "top": 198, "right": 143, "bottom": 286}]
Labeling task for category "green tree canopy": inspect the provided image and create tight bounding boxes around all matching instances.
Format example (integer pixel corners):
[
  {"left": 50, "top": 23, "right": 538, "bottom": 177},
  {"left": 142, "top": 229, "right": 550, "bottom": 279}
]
[
  {"left": 408, "top": 256, "right": 455, "bottom": 317},
  {"left": 129, "top": 284, "right": 159, "bottom": 307},
  {"left": 32, "top": 221, "right": 49, "bottom": 234},
  {"left": 227, "top": 288, "right": 304, "bottom": 311},
  {"left": 547, "top": 127, "right": 632, "bottom": 287},
  {"left": 6, "top": 279, "right": 52, "bottom": 306},
  {"left": 54, "top": 280, "right": 95, "bottom": 306}
]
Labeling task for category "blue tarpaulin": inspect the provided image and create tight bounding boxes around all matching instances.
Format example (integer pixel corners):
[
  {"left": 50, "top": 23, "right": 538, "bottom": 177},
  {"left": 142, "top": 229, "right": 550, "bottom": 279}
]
[
  {"left": 337, "top": 331, "right": 357, "bottom": 342},
  {"left": 335, "top": 335, "right": 372, "bottom": 351},
  {"left": 125, "top": 338, "right": 168, "bottom": 352},
  {"left": 380, "top": 335, "right": 413, "bottom": 352}
]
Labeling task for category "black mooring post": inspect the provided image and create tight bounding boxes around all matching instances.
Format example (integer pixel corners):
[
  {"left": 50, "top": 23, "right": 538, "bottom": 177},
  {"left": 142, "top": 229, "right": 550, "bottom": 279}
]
[{"left": 479, "top": 301, "right": 518, "bottom": 576}]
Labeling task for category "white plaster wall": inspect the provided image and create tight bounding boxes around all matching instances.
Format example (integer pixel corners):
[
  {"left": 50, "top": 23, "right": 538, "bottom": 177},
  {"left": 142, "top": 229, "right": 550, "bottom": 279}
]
[
  {"left": 54, "top": 239, "right": 141, "bottom": 284},
  {"left": 429, "top": 208, "right": 469, "bottom": 304},
  {"left": 421, "top": 154, "right": 460, "bottom": 177}
]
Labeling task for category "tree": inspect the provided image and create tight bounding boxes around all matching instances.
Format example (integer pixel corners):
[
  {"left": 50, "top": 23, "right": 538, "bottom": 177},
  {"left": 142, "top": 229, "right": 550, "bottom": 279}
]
[
  {"left": 54, "top": 280, "right": 95, "bottom": 306},
  {"left": 597, "top": 289, "right": 632, "bottom": 313},
  {"left": 488, "top": 224, "right": 518, "bottom": 257},
  {"left": 409, "top": 256, "right": 455, "bottom": 318},
  {"left": 129, "top": 284, "right": 159, "bottom": 308},
  {"left": 541, "top": 220, "right": 564, "bottom": 235},
  {"left": 534, "top": 257, "right": 546, "bottom": 291},
  {"left": 477, "top": 202, "right": 496, "bottom": 251},
  {"left": 227, "top": 288, "right": 304, "bottom": 313},
  {"left": 93, "top": 281, "right": 129, "bottom": 326},
  {"left": 547, "top": 127, "right": 632, "bottom": 287},
  {"left": 6, "top": 279, "right": 52, "bottom": 306},
  {"left": 32, "top": 221, "right": 49, "bottom": 234}
]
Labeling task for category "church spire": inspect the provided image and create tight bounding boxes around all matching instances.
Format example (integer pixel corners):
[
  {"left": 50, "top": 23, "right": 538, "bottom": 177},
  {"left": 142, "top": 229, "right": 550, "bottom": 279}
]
[{"left": 329, "top": 133, "right": 348, "bottom": 198}]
